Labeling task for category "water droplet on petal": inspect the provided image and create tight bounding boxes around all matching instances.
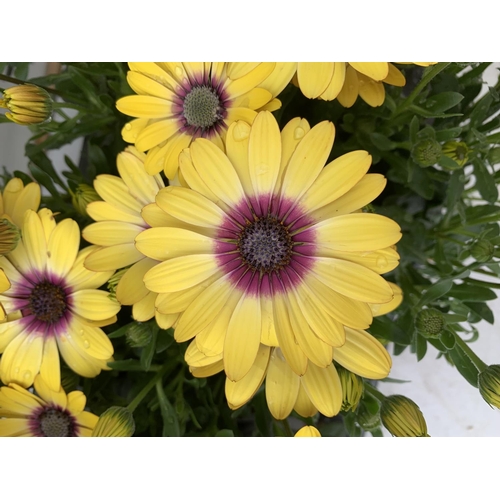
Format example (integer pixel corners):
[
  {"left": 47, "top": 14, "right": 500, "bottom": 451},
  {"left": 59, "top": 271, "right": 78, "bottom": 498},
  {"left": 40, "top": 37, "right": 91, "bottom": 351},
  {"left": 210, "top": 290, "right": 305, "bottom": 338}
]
[
  {"left": 376, "top": 256, "right": 388, "bottom": 271},
  {"left": 14, "top": 367, "right": 20, "bottom": 374},
  {"left": 294, "top": 126, "right": 305, "bottom": 140},
  {"left": 175, "top": 66, "right": 183, "bottom": 77},
  {"left": 23, "top": 370, "right": 32, "bottom": 380},
  {"left": 256, "top": 163, "right": 269, "bottom": 176},
  {"left": 83, "top": 340, "right": 90, "bottom": 349},
  {"left": 78, "top": 330, "right": 85, "bottom": 336},
  {"left": 124, "top": 123, "right": 132, "bottom": 131},
  {"left": 232, "top": 121, "right": 250, "bottom": 142}
]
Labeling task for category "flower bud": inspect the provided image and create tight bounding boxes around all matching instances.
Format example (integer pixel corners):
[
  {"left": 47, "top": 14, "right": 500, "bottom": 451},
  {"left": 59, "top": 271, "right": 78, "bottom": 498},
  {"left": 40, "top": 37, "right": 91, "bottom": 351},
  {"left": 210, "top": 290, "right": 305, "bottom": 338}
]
[
  {"left": 125, "top": 321, "right": 153, "bottom": 348},
  {"left": 356, "top": 403, "right": 381, "bottom": 432},
  {"left": 0, "top": 218, "right": 20, "bottom": 254},
  {"left": 107, "top": 268, "right": 128, "bottom": 302},
  {"left": 92, "top": 406, "right": 135, "bottom": 437},
  {"left": 1, "top": 84, "right": 53, "bottom": 125},
  {"left": 71, "top": 184, "right": 101, "bottom": 217},
  {"left": 470, "top": 239, "right": 495, "bottom": 263},
  {"left": 415, "top": 308, "right": 445, "bottom": 338},
  {"left": 411, "top": 138, "right": 442, "bottom": 167},
  {"left": 380, "top": 395, "right": 429, "bottom": 437},
  {"left": 442, "top": 141, "right": 469, "bottom": 167},
  {"left": 294, "top": 425, "right": 321, "bottom": 437},
  {"left": 478, "top": 365, "right": 500, "bottom": 409},
  {"left": 337, "top": 365, "right": 364, "bottom": 412}
]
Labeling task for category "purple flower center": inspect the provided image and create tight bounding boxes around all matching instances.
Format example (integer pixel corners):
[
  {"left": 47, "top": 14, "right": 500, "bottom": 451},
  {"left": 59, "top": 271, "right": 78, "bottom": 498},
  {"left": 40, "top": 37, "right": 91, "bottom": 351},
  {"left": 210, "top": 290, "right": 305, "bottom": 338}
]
[
  {"left": 30, "top": 405, "right": 78, "bottom": 437},
  {"left": 29, "top": 281, "right": 68, "bottom": 324},
  {"left": 238, "top": 216, "right": 293, "bottom": 273}
]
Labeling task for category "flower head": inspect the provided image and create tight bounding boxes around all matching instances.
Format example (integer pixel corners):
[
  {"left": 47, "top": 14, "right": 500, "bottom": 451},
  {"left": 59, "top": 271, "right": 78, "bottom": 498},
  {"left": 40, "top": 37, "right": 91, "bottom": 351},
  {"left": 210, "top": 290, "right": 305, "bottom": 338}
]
[
  {"left": 70, "top": 183, "right": 101, "bottom": 217},
  {"left": 1, "top": 84, "right": 53, "bottom": 125},
  {"left": 0, "top": 375, "right": 98, "bottom": 437},
  {"left": 380, "top": 394, "right": 430, "bottom": 437},
  {"left": 82, "top": 146, "right": 177, "bottom": 329},
  {"left": 139, "top": 112, "right": 401, "bottom": 386},
  {"left": 116, "top": 63, "right": 295, "bottom": 179},
  {"left": 442, "top": 141, "right": 469, "bottom": 167},
  {"left": 0, "top": 208, "right": 119, "bottom": 391},
  {"left": 478, "top": 364, "right": 500, "bottom": 409},
  {"left": 91, "top": 406, "right": 135, "bottom": 437}
]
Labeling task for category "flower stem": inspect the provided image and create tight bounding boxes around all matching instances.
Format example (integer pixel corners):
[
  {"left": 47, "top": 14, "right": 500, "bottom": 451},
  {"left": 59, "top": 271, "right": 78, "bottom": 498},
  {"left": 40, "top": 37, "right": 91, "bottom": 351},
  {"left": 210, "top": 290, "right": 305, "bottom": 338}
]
[
  {"left": 126, "top": 362, "right": 171, "bottom": 413},
  {"left": 364, "top": 382, "right": 386, "bottom": 402},
  {"left": 451, "top": 331, "right": 488, "bottom": 372}
]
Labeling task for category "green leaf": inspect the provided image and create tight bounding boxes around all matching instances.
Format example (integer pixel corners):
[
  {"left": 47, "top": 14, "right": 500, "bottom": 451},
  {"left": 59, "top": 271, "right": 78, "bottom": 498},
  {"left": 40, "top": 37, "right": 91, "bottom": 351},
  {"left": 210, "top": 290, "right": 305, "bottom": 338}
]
[
  {"left": 416, "top": 279, "right": 453, "bottom": 308},
  {"left": 425, "top": 92, "right": 464, "bottom": 113},
  {"left": 370, "top": 132, "right": 397, "bottom": 151},
  {"left": 155, "top": 328, "right": 175, "bottom": 354},
  {"left": 215, "top": 429, "right": 235, "bottom": 437},
  {"left": 369, "top": 315, "right": 412, "bottom": 346},
  {"left": 435, "top": 127, "right": 462, "bottom": 142},
  {"left": 408, "top": 104, "right": 462, "bottom": 119},
  {"left": 440, "top": 330, "right": 456, "bottom": 350},
  {"left": 140, "top": 327, "right": 158, "bottom": 371},
  {"left": 107, "top": 359, "right": 145, "bottom": 371},
  {"left": 416, "top": 333, "right": 428, "bottom": 361},
  {"left": 446, "top": 171, "right": 465, "bottom": 214},
  {"left": 449, "top": 283, "right": 497, "bottom": 302},
  {"left": 438, "top": 154, "right": 461, "bottom": 170},
  {"left": 156, "top": 381, "right": 180, "bottom": 437},
  {"left": 463, "top": 301, "right": 494, "bottom": 324},
  {"left": 409, "top": 116, "right": 419, "bottom": 145},
  {"left": 473, "top": 160, "right": 498, "bottom": 204},
  {"left": 448, "top": 343, "right": 480, "bottom": 387},
  {"left": 407, "top": 161, "right": 435, "bottom": 199}
]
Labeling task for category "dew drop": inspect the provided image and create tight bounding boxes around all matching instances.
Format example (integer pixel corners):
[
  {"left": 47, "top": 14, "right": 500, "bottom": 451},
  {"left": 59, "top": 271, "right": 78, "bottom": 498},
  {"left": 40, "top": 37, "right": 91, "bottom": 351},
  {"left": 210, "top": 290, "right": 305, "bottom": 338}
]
[
  {"left": 256, "top": 163, "right": 269, "bottom": 176},
  {"left": 175, "top": 66, "right": 183, "bottom": 77},
  {"left": 232, "top": 121, "right": 250, "bottom": 142},
  {"left": 294, "top": 126, "right": 305, "bottom": 140},
  {"left": 124, "top": 123, "right": 132, "bottom": 131},
  {"left": 14, "top": 367, "right": 20, "bottom": 374},
  {"left": 83, "top": 340, "right": 90, "bottom": 349},
  {"left": 23, "top": 370, "right": 32, "bottom": 380},
  {"left": 376, "top": 256, "right": 388, "bottom": 271}
]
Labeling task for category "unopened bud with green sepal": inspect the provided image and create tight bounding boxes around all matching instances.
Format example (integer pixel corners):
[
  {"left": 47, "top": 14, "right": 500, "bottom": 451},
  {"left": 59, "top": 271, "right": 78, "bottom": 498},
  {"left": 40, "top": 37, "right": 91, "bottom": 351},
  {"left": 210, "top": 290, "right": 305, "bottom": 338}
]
[
  {"left": 337, "top": 365, "right": 364, "bottom": 412},
  {"left": 478, "top": 365, "right": 500, "bottom": 409},
  {"left": 1, "top": 84, "right": 53, "bottom": 125},
  {"left": 412, "top": 138, "right": 442, "bottom": 167},
  {"left": 380, "top": 395, "right": 430, "bottom": 437},
  {"left": 92, "top": 406, "right": 135, "bottom": 437},
  {"left": 415, "top": 308, "right": 445, "bottom": 338}
]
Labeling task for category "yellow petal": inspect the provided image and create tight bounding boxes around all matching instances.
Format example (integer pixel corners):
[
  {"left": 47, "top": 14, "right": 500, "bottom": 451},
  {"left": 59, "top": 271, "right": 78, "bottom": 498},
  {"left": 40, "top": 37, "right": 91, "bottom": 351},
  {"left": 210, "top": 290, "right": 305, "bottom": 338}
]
[
  {"left": 84, "top": 243, "right": 144, "bottom": 272},
  {"left": 22, "top": 210, "right": 47, "bottom": 271},
  {"left": 319, "top": 62, "right": 346, "bottom": 101},
  {"left": 333, "top": 327, "right": 392, "bottom": 379},
  {"left": 293, "top": 384, "right": 318, "bottom": 418},
  {"left": 370, "top": 282, "right": 403, "bottom": 316},
  {"left": 135, "top": 119, "right": 180, "bottom": 152},
  {"left": 116, "top": 258, "right": 155, "bottom": 305},
  {"left": 383, "top": 63, "right": 406, "bottom": 86},
  {"left": 224, "top": 63, "right": 275, "bottom": 98},
  {"left": 349, "top": 62, "right": 389, "bottom": 81},
  {"left": 116, "top": 95, "right": 174, "bottom": 119},
  {"left": 70, "top": 290, "right": 121, "bottom": 321},
  {"left": 301, "top": 362, "right": 342, "bottom": 417},
  {"left": 126, "top": 71, "right": 176, "bottom": 100},
  {"left": 297, "top": 62, "right": 334, "bottom": 98},
  {"left": 294, "top": 425, "right": 321, "bottom": 437},
  {"left": 83, "top": 221, "right": 143, "bottom": 246},
  {"left": 358, "top": 75, "right": 385, "bottom": 107},
  {"left": 39, "top": 336, "right": 61, "bottom": 392},
  {"left": 337, "top": 65, "right": 359, "bottom": 108},
  {"left": 265, "top": 348, "right": 300, "bottom": 420}
]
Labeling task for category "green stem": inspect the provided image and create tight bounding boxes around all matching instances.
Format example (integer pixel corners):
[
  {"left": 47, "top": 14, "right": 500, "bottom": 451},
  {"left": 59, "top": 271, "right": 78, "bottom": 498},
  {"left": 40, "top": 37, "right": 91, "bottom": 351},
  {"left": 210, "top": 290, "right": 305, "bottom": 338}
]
[
  {"left": 126, "top": 363, "right": 171, "bottom": 413},
  {"left": 392, "top": 63, "right": 451, "bottom": 117},
  {"left": 282, "top": 418, "right": 293, "bottom": 437},
  {"left": 364, "top": 383, "right": 386, "bottom": 402},
  {"left": 452, "top": 332, "right": 488, "bottom": 372}
]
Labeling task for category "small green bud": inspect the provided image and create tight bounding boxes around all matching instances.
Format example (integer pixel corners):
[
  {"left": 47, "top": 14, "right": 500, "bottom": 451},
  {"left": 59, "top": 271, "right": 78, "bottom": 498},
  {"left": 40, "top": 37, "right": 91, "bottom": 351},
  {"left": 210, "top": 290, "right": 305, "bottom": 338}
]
[
  {"left": 0, "top": 218, "right": 21, "bottom": 254},
  {"left": 442, "top": 141, "right": 469, "bottom": 167},
  {"left": 380, "top": 395, "right": 429, "bottom": 437},
  {"left": 470, "top": 239, "right": 495, "bottom": 263},
  {"left": 125, "top": 321, "right": 153, "bottom": 348},
  {"left": 478, "top": 365, "right": 500, "bottom": 409},
  {"left": 70, "top": 184, "right": 101, "bottom": 217},
  {"left": 92, "top": 406, "right": 135, "bottom": 437},
  {"left": 0, "top": 84, "right": 53, "bottom": 125},
  {"left": 337, "top": 365, "right": 364, "bottom": 412},
  {"left": 412, "top": 138, "right": 442, "bottom": 167},
  {"left": 415, "top": 308, "right": 445, "bottom": 338}
]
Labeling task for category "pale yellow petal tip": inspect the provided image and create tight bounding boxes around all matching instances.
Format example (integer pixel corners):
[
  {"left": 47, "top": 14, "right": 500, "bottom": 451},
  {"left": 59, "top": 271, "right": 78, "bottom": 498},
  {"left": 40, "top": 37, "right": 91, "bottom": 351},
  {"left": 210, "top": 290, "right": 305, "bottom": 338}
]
[
  {"left": 370, "top": 282, "right": 403, "bottom": 317},
  {"left": 91, "top": 406, "right": 135, "bottom": 437},
  {"left": 294, "top": 425, "right": 321, "bottom": 437}
]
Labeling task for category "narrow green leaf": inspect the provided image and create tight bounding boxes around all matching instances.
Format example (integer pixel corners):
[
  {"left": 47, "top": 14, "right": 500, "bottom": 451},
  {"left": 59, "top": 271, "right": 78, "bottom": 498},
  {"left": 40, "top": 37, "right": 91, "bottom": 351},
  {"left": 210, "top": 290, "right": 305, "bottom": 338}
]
[
  {"left": 463, "top": 301, "right": 494, "bottom": 324},
  {"left": 156, "top": 381, "right": 180, "bottom": 437},
  {"left": 426, "top": 92, "right": 464, "bottom": 113},
  {"left": 140, "top": 327, "right": 158, "bottom": 371},
  {"left": 416, "top": 279, "right": 453, "bottom": 308},
  {"left": 449, "top": 283, "right": 497, "bottom": 302},
  {"left": 416, "top": 333, "right": 428, "bottom": 361},
  {"left": 473, "top": 160, "right": 498, "bottom": 204},
  {"left": 409, "top": 116, "right": 419, "bottom": 145},
  {"left": 448, "top": 344, "right": 480, "bottom": 387},
  {"left": 440, "top": 330, "right": 456, "bottom": 350}
]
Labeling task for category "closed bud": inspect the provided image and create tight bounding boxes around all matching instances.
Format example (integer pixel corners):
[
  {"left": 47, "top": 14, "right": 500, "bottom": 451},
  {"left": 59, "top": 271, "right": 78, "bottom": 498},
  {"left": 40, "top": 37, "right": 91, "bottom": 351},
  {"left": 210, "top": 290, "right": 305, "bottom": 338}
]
[
  {"left": 126, "top": 321, "right": 153, "bottom": 348},
  {"left": 337, "top": 365, "right": 364, "bottom": 412},
  {"left": 71, "top": 184, "right": 101, "bottom": 217},
  {"left": 442, "top": 141, "right": 469, "bottom": 167},
  {"left": 356, "top": 403, "right": 381, "bottom": 432},
  {"left": 92, "top": 406, "right": 135, "bottom": 437},
  {"left": 412, "top": 138, "right": 442, "bottom": 167},
  {"left": 415, "top": 308, "right": 445, "bottom": 338},
  {"left": 1, "top": 84, "right": 53, "bottom": 125},
  {"left": 470, "top": 239, "right": 495, "bottom": 263},
  {"left": 294, "top": 425, "right": 321, "bottom": 437},
  {"left": 107, "top": 268, "right": 128, "bottom": 302},
  {"left": 380, "top": 395, "right": 429, "bottom": 437},
  {"left": 0, "top": 218, "right": 21, "bottom": 254},
  {"left": 478, "top": 364, "right": 500, "bottom": 409}
]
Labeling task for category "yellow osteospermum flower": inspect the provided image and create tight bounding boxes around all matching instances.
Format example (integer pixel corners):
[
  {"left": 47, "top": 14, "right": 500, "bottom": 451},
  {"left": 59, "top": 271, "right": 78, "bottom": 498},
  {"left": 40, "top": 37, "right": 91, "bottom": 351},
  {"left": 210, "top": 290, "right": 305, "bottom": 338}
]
[
  {"left": 296, "top": 62, "right": 414, "bottom": 107},
  {"left": 116, "top": 62, "right": 296, "bottom": 179},
  {"left": 82, "top": 146, "right": 178, "bottom": 329},
  {"left": 187, "top": 325, "right": 391, "bottom": 419},
  {"left": 138, "top": 111, "right": 401, "bottom": 385},
  {"left": 0, "top": 208, "right": 120, "bottom": 391},
  {"left": 0, "top": 375, "right": 98, "bottom": 437}
]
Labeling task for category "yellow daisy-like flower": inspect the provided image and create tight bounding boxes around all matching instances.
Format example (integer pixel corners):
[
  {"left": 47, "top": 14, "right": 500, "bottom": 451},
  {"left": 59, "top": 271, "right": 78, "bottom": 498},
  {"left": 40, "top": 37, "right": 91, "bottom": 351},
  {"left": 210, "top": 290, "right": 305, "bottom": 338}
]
[
  {"left": 0, "top": 208, "right": 120, "bottom": 391},
  {"left": 0, "top": 375, "right": 98, "bottom": 437},
  {"left": 82, "top": 147, "right": 177, "bottom": 329},
  {"left": 296, "top": 62, "right": 434, "bottom": 107},
  {"left": 116, "top": 62, "right": 296, "bottom": 179},
  {"left": 187, "top": 326, "right": 392, "bottom": 419},
  {"left": 137, "top": 111, "right": 401, "bottom": 385}
]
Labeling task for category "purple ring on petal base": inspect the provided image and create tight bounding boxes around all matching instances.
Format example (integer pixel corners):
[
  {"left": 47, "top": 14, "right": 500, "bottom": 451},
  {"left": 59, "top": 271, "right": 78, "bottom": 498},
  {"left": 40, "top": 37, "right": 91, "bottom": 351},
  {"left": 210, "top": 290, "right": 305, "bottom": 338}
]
[{"left": 29, "top": 404, "right": 79, "bottom": 437}]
